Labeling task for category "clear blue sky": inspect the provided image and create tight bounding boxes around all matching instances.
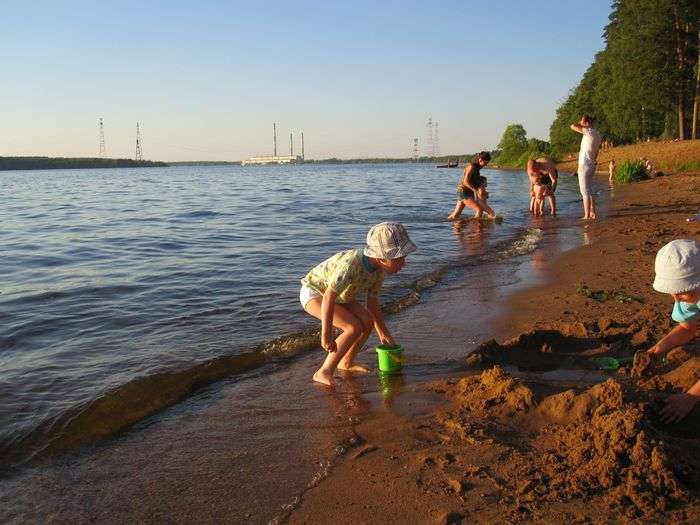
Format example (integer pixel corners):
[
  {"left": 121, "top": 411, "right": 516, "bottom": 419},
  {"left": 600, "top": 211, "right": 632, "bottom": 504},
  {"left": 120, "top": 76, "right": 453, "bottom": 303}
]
[{"left": 2, "top": 0, "right": 611, "bottom": 161}]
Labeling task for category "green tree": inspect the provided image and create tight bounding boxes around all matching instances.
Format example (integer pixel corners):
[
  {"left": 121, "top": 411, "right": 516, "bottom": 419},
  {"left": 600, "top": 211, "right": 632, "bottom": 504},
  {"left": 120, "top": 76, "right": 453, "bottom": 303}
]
[
  {"left": 549, "top": 0, "right": 699, "bottom": 152},
  {"left": 497, "top": 124, "right": 528, "bottom": 165}
]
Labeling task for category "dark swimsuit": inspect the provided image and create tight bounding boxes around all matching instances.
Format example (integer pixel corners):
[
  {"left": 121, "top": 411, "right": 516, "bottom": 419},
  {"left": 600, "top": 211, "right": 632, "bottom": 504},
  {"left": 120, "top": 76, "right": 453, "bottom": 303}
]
[{"left": 456, "top": 163, "right": 483, "bottom": 200}]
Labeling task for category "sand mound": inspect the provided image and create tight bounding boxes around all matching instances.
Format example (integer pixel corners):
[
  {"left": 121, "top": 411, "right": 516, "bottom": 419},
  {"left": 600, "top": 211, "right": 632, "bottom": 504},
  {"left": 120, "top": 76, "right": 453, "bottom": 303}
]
[
  {"left": 429, "top": 367, "right": 700, "bottom": 519},
  {"left": 452, "top": 366, "right": 536, "bottom": 417}
]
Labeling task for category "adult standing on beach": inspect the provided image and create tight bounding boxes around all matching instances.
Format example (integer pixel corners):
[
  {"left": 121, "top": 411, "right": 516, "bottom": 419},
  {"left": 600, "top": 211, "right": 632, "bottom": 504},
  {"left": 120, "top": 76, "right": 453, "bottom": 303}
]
[
  {"left": 447, "top": 151, "right": 495, "bottom": 220},
  {"left": 571, "top": 115, "right": 602, "bottom": 220},
  {"left": 527, "top": 157, "right": 558, "bottom": 216}
]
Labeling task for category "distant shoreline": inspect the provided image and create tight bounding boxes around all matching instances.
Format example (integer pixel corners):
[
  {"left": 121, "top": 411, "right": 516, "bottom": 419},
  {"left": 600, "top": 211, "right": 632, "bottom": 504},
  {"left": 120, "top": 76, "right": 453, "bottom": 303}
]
[{"left": 0, "top": 156, "right": 168, "bottom": 171}]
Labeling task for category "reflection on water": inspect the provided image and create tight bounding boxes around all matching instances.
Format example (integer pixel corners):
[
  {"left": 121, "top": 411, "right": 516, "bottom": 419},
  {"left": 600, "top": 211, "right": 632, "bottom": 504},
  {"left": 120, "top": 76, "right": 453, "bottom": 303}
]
[{"left": 377, "top": 372, "right": 406, "bottom": 407}]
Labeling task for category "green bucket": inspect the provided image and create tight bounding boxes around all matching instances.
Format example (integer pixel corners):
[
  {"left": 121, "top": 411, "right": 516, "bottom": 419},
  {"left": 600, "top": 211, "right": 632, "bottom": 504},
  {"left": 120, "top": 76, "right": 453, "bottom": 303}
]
[{"left": 376, "top": 344, "right": 404, "bottom": 374}]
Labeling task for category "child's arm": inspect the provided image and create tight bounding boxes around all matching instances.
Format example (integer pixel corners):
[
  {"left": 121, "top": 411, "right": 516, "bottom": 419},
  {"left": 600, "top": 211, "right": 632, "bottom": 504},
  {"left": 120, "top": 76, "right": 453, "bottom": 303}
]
[
  {"left": 570, "top": 123, "right": 584, "bottom": 134},
  {"left": 648, "top": 319, "right": 698, "bottom": 357},
  {"left": 660, "top": 379, "right": 700, "bottom": 423},
  {"left": 320, "top": 288, "right": 338, "bottom": 352},
  {"left": 367, "top": 295, "right": 395, "bottom": 346}
]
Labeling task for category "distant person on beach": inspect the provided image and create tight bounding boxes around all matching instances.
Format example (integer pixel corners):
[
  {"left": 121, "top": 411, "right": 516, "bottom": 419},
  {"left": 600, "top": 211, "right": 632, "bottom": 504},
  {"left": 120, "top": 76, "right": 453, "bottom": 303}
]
[
  {"left": 645, "top": 158, "right": 655, "bottom": 177},
  {"left": 570, "top": 115, "right": 602, "bottom": 220},
  {"left": 527, "top": 157, "right": 558, "bottom": 216},
  {"left": 300, "top": 222, "right": 416, "bottom": 387},
  {"left": 447, "top": 151, "right": 495, "bottom": 220},
  {"left": 608, "top": 159, "right": 616, "bottom": 184},
  {"left": 647, "top": 239, "right": 700, "bottom": 422}
]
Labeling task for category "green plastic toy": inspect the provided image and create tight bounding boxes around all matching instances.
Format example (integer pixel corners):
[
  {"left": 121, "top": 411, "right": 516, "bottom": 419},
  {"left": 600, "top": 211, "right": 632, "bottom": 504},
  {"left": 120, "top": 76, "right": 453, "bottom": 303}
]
[
  {"left": 376, "top": 344, "right": 404, "bottom": 374},
  {"left": 591, "top": 356, "right": 633, "bottom": 371}
]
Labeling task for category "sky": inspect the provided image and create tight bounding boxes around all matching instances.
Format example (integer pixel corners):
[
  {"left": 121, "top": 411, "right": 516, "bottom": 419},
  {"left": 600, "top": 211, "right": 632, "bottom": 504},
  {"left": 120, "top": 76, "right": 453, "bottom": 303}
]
[{"left": 1, "top": 0, "right": 612, "bottom": 161}]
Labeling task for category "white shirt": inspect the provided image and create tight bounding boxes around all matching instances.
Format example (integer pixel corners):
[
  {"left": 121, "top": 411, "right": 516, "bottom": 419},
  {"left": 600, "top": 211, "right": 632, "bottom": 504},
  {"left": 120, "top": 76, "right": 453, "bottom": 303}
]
[{"left": 578, "top": 127, "right": 601, "bottom": 168}]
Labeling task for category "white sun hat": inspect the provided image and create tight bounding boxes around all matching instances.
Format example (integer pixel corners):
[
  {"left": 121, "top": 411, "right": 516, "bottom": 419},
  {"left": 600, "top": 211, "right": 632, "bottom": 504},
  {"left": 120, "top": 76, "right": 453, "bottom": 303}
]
[
  {"left": 363, "top": 222, "right": 417, "bottom": 260},
  {"left": 653, "top": 239, "right": 700, "bottom": 294}
]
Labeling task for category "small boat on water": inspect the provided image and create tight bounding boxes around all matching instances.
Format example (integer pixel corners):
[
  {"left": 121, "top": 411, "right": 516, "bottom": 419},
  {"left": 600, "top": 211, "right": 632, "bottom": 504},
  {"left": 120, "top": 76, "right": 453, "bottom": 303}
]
[{"left": 437, "top": 160, "right": 459, "bottom": 168}]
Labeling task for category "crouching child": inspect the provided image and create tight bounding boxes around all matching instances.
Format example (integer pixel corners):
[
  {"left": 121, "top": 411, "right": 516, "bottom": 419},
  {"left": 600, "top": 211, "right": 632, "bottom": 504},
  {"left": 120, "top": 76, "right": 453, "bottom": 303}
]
[{"left": 300, "top": 222, "right": 417, "bottom": 387}]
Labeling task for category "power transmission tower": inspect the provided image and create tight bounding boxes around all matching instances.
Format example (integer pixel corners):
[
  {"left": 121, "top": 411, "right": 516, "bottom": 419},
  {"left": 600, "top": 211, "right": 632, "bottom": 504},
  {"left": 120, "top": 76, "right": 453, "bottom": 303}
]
[
  {"left": 98, "top": 118, "right": 106, "bottom": 157},
  {"left": 433, "top": 121, "right": 440, "bottom": 157},
  {"left": 412, "top": 138, "right": 419, "bottom": 162},
  {"left": 273, "top": 122, "right": 277, "bottom": 156},
  {"left": 135, "top": 122, "right": 143, "bottom": 161},
  {"left": 425, "top": 117, "right": 434, "bottom": 158}
]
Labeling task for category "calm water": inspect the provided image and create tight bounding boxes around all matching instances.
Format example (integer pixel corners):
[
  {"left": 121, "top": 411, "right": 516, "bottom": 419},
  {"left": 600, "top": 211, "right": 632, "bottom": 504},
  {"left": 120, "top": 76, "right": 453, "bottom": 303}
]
[{"left": 0, "top": 163, "right": 593, "bottom": 469}]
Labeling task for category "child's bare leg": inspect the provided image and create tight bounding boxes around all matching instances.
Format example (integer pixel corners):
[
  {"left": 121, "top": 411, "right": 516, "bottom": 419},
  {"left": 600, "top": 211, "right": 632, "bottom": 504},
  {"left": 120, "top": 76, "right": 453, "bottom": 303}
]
[
  {"left": 479, "top": 199, "right": 495, "bottom": 217},
  {"left": 529, "top": 195, "right": 535, "bottom": 213},
  {"left": 304, "top": 300, "right": 369, "bottom": 386},
  {"left": 338, "top": 302, "right": 373, "bottom": 372},
  {"left": 447, "top": 200, "right": 465, "bottom": 220},
  {"left": 464, "top": 198, "right": 484, "bottom": 218},
  {"left": 548, "top": 194, "right": 556, "bottom": 216}
]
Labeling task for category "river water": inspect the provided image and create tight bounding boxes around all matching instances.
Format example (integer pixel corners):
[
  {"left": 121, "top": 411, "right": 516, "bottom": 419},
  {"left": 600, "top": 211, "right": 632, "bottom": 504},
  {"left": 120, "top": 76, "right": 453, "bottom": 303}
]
[{"left": 0, "top": 163, "right": 608, "bottom": 522}]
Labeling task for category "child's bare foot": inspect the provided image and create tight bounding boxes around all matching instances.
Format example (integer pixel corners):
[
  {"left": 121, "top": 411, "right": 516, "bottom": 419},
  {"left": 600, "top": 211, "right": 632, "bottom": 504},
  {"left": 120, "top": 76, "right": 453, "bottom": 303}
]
[
  {"left": 312, "top": 370, "right": 335, "bottom": 387},
  {"left": 338, "top": 364, "right": 371, "bottom": 373}
]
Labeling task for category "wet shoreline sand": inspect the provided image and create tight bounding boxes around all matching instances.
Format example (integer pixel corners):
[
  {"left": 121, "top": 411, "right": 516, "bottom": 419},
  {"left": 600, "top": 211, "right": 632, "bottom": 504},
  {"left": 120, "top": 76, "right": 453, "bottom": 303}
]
[{"left": 288, "top": 172, "right": 700, "bottom": 523}]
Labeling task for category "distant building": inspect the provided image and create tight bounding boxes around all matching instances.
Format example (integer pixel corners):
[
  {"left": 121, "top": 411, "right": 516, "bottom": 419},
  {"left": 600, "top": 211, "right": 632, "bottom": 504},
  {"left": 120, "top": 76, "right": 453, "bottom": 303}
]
[{"left": 241, "top": 154, "right": 304, "bottom": 166}]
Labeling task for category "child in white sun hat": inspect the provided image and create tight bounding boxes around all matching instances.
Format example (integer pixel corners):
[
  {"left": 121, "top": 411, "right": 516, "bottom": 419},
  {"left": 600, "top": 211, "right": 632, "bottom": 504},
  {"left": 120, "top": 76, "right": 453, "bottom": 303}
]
[
  {"left": 647, "top": 239, "right": 700, "bottom": 422},
  {"left": 300, "top": 222, "right": 416, "bottom": 387}
]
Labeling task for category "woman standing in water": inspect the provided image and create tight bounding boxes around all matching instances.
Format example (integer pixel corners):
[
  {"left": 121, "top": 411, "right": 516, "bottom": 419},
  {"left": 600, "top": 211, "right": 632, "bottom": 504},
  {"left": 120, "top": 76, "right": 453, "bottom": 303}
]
[{"left": 447, "top": 151, "right": 495, "bottom": 220}]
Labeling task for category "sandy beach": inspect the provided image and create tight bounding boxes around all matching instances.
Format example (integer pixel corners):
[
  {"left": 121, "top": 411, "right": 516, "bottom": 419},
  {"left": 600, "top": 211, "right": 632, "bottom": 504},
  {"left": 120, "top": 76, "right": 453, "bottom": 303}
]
[{"left": 288, "top": 171, "right": 700, "bottom": 524}]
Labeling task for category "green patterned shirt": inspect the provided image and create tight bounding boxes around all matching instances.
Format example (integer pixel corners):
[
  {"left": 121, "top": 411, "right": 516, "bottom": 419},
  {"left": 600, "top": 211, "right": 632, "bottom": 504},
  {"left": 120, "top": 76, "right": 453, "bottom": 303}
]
[{"left": 301, "top": 249, "right": 384, "bottom": 303}]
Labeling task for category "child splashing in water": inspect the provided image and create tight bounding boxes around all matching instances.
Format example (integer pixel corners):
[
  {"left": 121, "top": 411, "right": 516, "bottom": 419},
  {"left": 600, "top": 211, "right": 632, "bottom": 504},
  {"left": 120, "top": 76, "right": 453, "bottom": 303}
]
[{"left": 300, "top": 223, "right": 417, "bottom": 387}]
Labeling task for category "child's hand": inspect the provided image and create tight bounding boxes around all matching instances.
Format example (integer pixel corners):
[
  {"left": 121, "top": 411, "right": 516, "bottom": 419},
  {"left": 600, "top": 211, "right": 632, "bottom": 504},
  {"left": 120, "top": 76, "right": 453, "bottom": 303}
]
[
  {"left": 660, "top": 393, "right": 700, "bottom": 423},
  {"left": 379, "top": 334, "right": 395, "bottom": 346},
  {"left": 321, "top": 334, "right": 337, "bottom": 353},
  {"left": 647, "top": 345, "right": 665, "bottom": 358}
]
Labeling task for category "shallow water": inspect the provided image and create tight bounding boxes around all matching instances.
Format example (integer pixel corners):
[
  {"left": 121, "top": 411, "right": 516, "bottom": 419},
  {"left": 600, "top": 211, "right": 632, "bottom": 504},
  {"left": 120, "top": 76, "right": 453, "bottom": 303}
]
[{"left": 0, "top": 163, "right": 611, "bottom": 521}]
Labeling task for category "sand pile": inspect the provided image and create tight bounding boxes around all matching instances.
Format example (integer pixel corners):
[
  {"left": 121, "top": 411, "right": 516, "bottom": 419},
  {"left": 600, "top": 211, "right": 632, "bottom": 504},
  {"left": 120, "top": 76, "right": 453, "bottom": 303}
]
[{"left": 428, "top": 366, "right": 700, "bottom": 519}]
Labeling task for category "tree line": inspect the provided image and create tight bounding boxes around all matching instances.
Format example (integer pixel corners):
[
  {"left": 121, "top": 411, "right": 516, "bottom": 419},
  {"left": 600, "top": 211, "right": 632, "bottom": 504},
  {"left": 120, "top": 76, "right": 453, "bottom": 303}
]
[
  {"left": 549, "top": 0, "right": 699, "bottom": 154},
  {"left": 0, "top": 156, "right": 168, "bottom": 171}
]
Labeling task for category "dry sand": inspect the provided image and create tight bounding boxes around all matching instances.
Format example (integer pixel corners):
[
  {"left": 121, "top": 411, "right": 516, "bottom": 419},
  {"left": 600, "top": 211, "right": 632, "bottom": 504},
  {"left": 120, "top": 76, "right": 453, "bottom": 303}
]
[
  {"left": 556, "top": 139, "right": 700, "bottom": 173},
  {"left": 288, "top": 172, "right": 700, "bottom": 524}
]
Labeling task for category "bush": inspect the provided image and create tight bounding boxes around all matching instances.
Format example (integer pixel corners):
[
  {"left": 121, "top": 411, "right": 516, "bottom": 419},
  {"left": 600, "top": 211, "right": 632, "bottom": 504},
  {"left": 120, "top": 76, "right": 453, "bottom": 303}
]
[{"left": 614, "top": 159, "right": 647, "bottom": 184}]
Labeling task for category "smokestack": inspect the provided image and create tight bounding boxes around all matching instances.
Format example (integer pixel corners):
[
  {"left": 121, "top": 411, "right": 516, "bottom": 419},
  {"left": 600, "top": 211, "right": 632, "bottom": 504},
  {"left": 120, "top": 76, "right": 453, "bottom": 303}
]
[
  {"left": 301, "top": 132, "right": 304, "bottom": 159},
  {"left": 290, "top": 132, "right": 293, "bottom": 156},
  {"left": 273, "top": 123, "right": 277, "bottom": 157}
]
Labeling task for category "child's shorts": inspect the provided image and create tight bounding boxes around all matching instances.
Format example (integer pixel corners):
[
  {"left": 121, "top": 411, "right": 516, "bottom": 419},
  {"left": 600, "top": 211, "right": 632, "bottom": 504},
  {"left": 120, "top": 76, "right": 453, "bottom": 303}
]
[{"left": 299, "top": 284, "right": 322, "bottom": 308}]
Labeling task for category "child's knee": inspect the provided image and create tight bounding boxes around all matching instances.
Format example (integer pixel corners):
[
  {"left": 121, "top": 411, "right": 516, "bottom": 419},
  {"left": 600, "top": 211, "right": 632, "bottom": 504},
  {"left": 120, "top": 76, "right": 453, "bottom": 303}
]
[{"left": 344, "top": 319, "right": 366, "bottom": 339}]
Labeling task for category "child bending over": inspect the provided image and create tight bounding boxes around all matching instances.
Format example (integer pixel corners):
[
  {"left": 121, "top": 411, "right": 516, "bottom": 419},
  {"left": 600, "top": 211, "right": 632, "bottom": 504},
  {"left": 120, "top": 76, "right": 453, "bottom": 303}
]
[{"left": 300, "top": 222, "right": 416, "bottom": 387}]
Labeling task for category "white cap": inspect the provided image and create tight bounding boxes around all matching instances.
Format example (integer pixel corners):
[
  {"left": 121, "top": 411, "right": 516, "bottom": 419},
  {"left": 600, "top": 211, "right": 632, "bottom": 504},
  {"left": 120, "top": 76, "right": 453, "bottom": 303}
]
[
  {"left": 363, "top": 222, "right": 417, "bottom": 260},
  {"left": 653, "top": 239, "right": 700, "bottom": 294}
]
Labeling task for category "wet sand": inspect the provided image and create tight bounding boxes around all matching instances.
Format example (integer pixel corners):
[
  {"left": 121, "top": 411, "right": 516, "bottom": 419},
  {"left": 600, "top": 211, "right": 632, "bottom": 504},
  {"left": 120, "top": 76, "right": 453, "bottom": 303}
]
[{"left": 288, "top": 172, "right": 700, "bottom": 523}]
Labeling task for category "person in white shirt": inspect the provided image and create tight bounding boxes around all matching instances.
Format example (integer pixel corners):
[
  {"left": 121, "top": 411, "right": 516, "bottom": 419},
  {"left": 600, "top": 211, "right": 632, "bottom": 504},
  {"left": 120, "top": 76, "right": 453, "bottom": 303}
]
[{"left": 570, "top": 115, "right": 602, "bottom": 220}]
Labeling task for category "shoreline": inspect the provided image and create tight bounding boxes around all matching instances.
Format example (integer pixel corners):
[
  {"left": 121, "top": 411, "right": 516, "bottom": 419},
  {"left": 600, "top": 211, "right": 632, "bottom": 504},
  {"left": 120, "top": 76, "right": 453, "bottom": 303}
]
[{"left": 288, "top": 172, "right": 700, "bottom": 523}]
